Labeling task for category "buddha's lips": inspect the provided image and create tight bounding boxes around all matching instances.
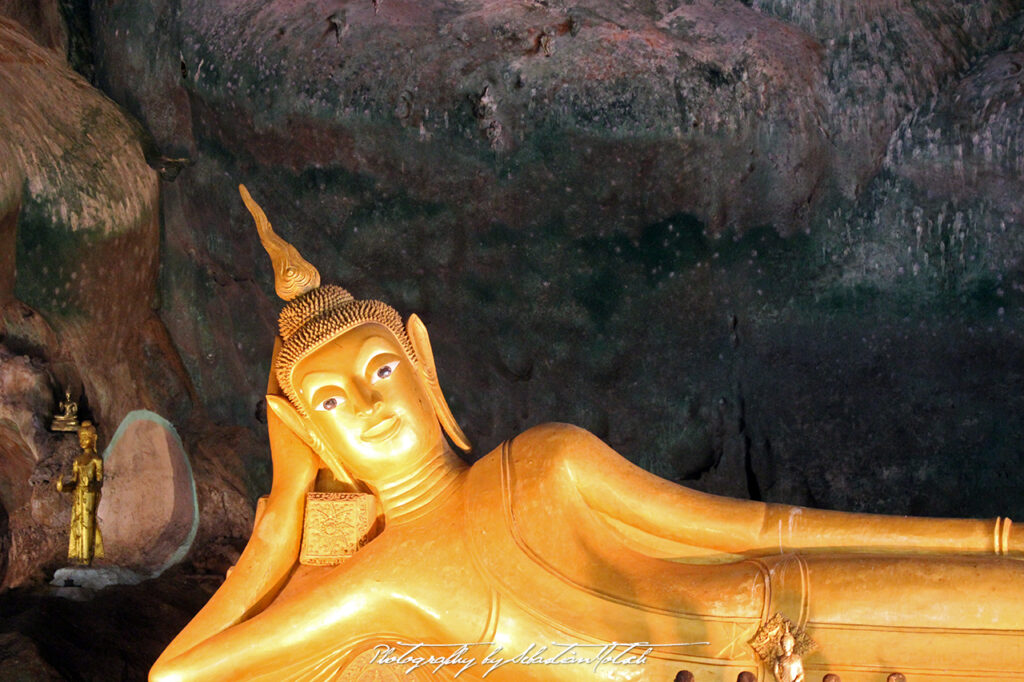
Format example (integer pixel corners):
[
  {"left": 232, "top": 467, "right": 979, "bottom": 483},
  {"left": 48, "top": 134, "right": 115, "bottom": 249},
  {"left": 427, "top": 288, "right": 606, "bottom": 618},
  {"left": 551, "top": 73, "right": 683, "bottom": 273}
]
[{"left": 361, "top": 415, "right": 400, "bottom": 442}]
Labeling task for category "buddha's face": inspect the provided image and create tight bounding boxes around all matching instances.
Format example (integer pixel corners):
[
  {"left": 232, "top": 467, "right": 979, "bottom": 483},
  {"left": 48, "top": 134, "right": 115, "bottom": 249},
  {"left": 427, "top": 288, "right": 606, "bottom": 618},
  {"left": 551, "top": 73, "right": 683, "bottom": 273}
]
[
  {"left": 292, "top": 323, "right": 440, "bottom": 480},
  {"left": 78, "top": 427, "right": 96, "bottom": 451}
]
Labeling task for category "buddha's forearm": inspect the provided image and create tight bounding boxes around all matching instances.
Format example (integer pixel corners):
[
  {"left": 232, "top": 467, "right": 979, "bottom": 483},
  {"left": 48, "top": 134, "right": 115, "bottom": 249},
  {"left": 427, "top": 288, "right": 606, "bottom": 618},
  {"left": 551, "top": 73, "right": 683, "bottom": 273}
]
[
  {"left": 757, "top": 504, "right": 1020, "bottom": 557},
  {"left": 561, "top": 424, "right": 1020, "bottom": 558},
  {"left": 623, "top": 492, "right": 1020, "bottom": 558},
  {"left": 155, "top": 459, "right": 312, "bottom": 664},
  {"left": 151, "top": 617, "right": 284, "bottom": 682},
  {"left": 156, "top": 408, "right": 319, "bottom": 669},
  {"left": 151, "top": 564, "right": 396, "bottom": 682},
  {"left": 150, "top": 616, "right": 269, "bottom": 682}
]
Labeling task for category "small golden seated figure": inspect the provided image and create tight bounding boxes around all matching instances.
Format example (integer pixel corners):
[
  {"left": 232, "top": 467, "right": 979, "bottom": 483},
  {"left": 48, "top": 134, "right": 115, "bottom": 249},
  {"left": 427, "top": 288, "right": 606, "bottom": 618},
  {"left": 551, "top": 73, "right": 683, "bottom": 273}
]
[
  {"left": 151, "top": 187, "right": 1024, "bottom": 682},
  {"left": 56, "top": 421, "right": 104, "bottom": 565},
  {"left": 50, "top": 388, "right": 79, "bottom": 432}
]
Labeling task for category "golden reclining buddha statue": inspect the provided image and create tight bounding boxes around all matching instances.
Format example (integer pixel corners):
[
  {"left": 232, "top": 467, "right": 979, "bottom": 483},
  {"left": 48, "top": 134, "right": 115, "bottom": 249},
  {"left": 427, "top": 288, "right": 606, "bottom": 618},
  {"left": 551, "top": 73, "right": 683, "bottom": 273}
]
[{"left": 151, "top": 186, "right": 1024, "bottom": 682}]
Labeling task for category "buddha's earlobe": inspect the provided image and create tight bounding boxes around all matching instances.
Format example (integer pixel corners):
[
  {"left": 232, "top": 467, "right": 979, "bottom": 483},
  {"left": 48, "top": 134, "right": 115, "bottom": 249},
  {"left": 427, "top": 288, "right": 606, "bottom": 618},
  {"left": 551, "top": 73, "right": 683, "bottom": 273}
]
[
  {"left": 266, "top": 336, "right": 315, "bottom": 448},
  {"left": 266, "top": 395, "right": 360, "bottom": 489},
  {"left": 406, "top": 314, "right": 472, "bottom": 453}
]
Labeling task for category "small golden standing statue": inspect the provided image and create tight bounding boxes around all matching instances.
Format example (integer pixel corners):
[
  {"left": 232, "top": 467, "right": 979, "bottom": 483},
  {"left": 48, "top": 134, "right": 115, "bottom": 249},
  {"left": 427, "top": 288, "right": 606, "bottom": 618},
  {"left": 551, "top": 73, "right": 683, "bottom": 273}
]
[
  {"left": 50, "top": 388, "right": 79, "bottom": 432},
  {"left": 56, "top": 421, "right": 104, "bottom": 565}
]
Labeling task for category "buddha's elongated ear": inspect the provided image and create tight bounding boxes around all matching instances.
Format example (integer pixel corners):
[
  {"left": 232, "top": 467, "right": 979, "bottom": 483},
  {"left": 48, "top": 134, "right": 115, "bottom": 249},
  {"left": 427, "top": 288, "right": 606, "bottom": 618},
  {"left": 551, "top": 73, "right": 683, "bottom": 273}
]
[
  {"left": 266, "top": 394, "right": 319, "bottom": 453},
  {"left": 406, "top": 314, "right": 471, "bottom": 453},
  {"left": 265, "top": 336, "right": 317, "bottom": 450},
  {"left": 266, "top": 394, "right": 360, "bottom": 489},
  {"left": 267, "top": 336, "right": 285, "bottom": 395}
]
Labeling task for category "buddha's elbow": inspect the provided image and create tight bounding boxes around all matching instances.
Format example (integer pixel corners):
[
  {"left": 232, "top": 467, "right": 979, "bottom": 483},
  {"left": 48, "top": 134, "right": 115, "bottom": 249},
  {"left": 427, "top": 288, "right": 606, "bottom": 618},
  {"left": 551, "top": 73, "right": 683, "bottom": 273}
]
[
  {"left": 150, "top": 655, "right": 187, "bottom": 682},
  {"left": 148, "top": 667, "right": 178, "bottom": 682}
]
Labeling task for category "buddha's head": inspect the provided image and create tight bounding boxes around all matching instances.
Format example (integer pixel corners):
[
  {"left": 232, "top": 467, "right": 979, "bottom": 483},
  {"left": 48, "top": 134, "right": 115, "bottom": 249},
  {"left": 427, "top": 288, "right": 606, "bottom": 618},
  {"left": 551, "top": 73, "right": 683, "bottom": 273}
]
[
  {"left": 240, "top": 186, "right": 470, "bottom": 483},
  {"left": 779, "top": 628, "right": 795, "bottom": 656},
  {"left": 78, "top": 420, "right": 97, "bottom": 452}
]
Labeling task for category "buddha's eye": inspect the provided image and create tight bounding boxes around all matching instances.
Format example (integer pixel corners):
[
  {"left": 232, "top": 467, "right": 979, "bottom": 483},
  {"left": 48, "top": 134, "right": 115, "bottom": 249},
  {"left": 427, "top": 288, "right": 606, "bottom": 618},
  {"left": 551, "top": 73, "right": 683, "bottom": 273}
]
[
  {"left": 315, "top": 395, "right": 345, "bottom": 412},
  {"left": 372, "top": 361, "right": 399, "bottom": 383}
]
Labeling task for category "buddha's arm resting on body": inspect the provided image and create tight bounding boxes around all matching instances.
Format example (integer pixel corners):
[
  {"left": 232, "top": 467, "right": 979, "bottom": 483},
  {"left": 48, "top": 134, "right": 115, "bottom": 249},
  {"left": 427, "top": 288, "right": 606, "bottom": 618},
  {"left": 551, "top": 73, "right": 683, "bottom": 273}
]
[
  {"left": 147, "top": 548, "right": 443, "bottom": 682},
  {"left": 533, "top": 424, "right": 1021, "bottom": 558},
  {"left": 149, "top": 558, "right": 401, "bottom": 681},
  {"left": 152, "top": 407, "right": 319, "bottom": 672}
]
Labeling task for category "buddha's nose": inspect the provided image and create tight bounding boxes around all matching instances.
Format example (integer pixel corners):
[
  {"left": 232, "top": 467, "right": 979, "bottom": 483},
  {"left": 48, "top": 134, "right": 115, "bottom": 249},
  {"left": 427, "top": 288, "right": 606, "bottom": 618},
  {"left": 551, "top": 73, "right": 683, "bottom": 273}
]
[{"left": 350, "top": 380, "right": 381, "bottom": 416}]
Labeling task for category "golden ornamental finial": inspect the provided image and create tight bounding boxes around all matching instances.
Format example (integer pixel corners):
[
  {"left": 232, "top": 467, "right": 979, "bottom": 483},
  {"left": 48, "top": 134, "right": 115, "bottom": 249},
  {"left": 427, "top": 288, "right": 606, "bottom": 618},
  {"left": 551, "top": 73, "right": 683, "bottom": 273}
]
[{"left": 239, "top": 184, "right": 320, "bottom": 301}]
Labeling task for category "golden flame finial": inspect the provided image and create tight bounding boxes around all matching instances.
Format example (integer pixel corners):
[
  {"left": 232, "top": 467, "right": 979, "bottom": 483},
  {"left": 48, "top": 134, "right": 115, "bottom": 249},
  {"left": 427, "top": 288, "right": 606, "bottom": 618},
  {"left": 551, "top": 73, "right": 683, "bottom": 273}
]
[{"left": 239, "top": 184, "right": 320, "bottom": 301}]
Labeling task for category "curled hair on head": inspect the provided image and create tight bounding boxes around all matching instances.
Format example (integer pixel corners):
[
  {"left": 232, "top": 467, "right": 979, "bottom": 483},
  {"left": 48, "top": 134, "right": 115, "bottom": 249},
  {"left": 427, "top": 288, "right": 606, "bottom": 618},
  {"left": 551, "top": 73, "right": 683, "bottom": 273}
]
[
  {"left": 275, "top": 287, "right": 418, "bottom": 415},
  {"left": 238, "top": 185, "right": 419, "bottom": 413},
  {"left": 78, "top": 420, "right": 98, "bottom": 446}
]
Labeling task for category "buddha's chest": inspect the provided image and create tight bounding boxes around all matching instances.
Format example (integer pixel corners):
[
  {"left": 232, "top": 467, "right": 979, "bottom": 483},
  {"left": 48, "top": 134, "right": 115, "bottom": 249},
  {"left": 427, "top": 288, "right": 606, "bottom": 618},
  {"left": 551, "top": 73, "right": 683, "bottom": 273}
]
[{"left": 360, "top": 503, "right": 497, "bottom": 637}]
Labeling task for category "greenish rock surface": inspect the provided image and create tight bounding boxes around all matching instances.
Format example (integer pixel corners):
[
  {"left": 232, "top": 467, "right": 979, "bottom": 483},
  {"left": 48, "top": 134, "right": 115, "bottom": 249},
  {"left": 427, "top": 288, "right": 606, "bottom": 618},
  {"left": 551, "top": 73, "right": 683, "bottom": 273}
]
[
  {"left": 0, "top": 15, "right": 255, "bottom": 590},
  {"left": 76, "top": 0, "right": 1024, "bottom": 520}
]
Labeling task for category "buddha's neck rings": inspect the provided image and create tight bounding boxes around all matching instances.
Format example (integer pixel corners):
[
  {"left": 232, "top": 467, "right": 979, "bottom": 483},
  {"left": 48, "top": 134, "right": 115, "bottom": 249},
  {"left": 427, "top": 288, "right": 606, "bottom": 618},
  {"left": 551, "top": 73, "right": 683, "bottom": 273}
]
[{"left": 370, "top": 442, "right": 466, "bottom": 524}]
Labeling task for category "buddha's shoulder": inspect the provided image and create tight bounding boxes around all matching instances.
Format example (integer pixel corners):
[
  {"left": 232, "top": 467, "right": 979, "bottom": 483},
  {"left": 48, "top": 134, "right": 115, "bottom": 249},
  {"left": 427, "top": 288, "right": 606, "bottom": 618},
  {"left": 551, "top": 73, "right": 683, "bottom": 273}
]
[
  {"left": 471, "top": 422, "right": 609, "bottom": 472},
  {"left": 467, "top": 423, "right": 607, "bottom": 497},
  {"left": 513, "top": 422, "right": 605, "bottom": 452}
]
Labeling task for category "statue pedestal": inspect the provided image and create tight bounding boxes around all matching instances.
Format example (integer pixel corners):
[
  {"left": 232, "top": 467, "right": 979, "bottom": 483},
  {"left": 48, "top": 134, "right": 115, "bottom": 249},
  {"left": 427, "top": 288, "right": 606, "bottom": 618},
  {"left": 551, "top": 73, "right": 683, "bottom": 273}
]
[{"left": 49, "top": 566, "right": 145, "bottom": 599}]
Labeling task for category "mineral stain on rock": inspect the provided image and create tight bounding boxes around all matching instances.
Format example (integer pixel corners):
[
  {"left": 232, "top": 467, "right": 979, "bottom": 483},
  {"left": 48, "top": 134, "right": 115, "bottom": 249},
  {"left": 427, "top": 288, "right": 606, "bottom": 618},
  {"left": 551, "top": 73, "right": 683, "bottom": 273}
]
[
  {"left": 64, "top": 0, "right": 1024, "bottom": 521},
  {"left": 0, "top": 0, "right": 1022, "bottom": 678}
]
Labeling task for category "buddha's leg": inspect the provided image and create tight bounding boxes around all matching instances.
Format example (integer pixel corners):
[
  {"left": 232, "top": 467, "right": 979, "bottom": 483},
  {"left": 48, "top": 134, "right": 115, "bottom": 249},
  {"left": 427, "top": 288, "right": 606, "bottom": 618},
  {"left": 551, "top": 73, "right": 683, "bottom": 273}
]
[
  {"left": 769, "top": 554, "right": 1024, "bottom": 678},
  {"left": 82, "top": 490, "right": 96, "bottom": 560},
  {"left": 67, "top": 497, "right": 81, "bottom": 561}
]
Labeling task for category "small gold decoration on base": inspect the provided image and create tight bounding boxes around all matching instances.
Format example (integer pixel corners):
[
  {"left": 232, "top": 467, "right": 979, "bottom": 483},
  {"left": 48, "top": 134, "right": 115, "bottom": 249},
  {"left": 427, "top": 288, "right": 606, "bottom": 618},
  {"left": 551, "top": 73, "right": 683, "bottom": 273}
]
[
  {"left": 749, "top": 613, "right": 816, "bottom": 682},
  {"left": 299, "top": 492, "right": 377, "bottom": 566}
]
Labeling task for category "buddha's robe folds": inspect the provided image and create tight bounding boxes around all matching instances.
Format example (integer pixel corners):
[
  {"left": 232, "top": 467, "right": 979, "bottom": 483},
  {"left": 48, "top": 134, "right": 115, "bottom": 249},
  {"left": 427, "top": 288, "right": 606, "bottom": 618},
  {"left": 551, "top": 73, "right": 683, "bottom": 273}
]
[{"left": 462, "top": 424, "right": 1024, "bottom": 681}]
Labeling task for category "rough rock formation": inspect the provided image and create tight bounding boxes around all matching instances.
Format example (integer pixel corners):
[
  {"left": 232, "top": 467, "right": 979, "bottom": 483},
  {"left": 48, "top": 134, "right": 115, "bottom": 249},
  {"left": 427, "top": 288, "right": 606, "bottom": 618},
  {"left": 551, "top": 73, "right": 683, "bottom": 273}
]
[
  {"left": 78, "top": 0, "right": 1024, "bottom": 520},
  {"left": 0, "top": 632, "right": 63, "bottom": 681},
  {"left": 96, "top": 412, "right": 197, "bottom": 575},
  {"left": 0, "top": 12, "right": 163, "bottom": 440},
  {"left": 0, "top": 346, "right": 74, "bottom": 588},
  {"left": 0, "top": 16, "right": 254, "bottom": 589},
  {"left": 0, "top": 567, "right": 216, "bottom": 681}
]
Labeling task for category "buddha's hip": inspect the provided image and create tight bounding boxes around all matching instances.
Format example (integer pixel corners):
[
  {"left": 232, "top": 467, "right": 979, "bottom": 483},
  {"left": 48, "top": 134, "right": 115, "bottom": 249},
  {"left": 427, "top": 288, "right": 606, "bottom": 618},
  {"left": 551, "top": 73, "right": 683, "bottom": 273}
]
[{"left": 472, "top": 540, "right": 1024, "bottom": 678}]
